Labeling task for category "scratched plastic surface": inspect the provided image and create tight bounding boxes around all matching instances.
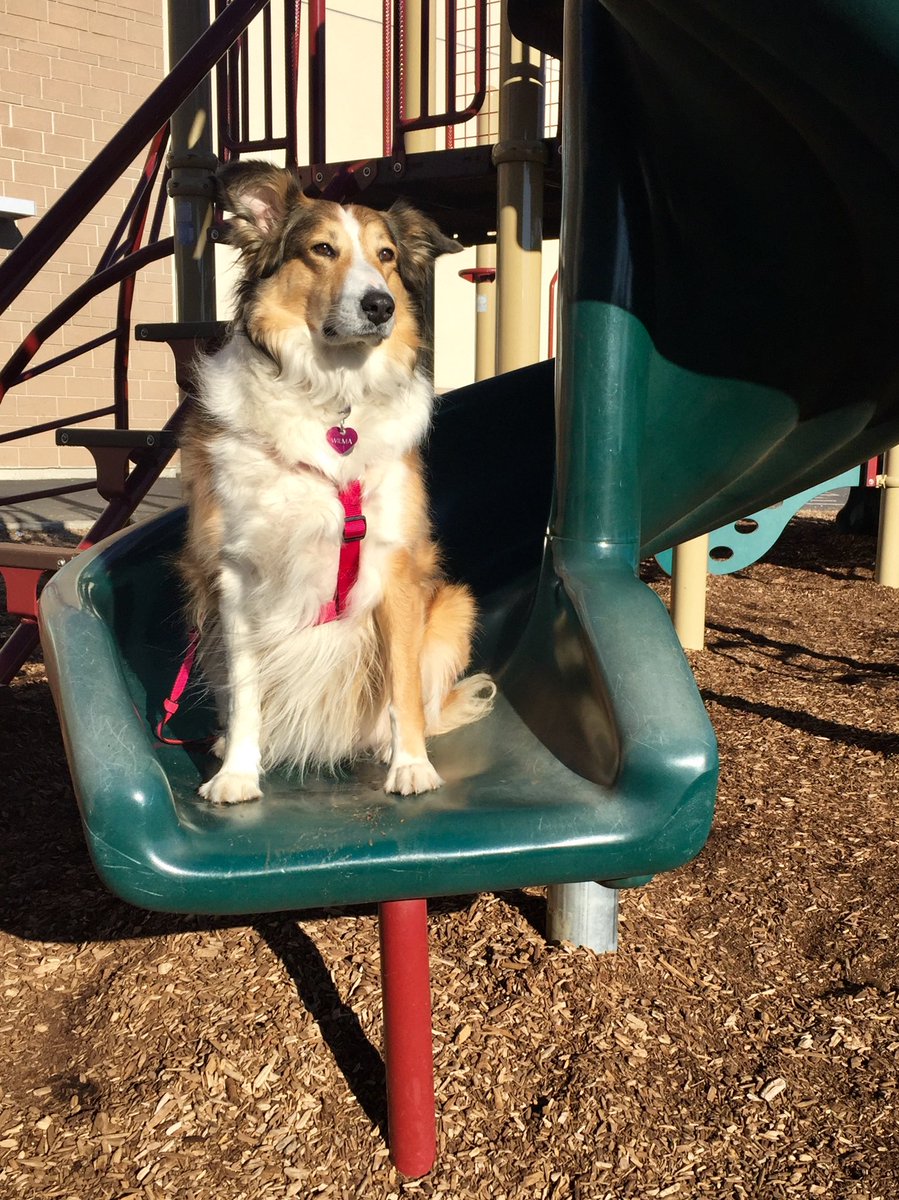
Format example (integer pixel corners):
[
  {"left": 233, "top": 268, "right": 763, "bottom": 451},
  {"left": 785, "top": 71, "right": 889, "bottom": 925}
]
[{"left": 40, "top": 506, "right": 717, "bottom": 914}]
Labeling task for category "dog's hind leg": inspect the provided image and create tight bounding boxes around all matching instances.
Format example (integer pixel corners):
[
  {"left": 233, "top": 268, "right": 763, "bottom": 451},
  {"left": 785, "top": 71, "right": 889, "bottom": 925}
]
[
  {"left": 374, "top": 572, "right": 496, "bottom": 793},
  {"left": 198, "top": 561, "right": 264, "bottom": 804}
]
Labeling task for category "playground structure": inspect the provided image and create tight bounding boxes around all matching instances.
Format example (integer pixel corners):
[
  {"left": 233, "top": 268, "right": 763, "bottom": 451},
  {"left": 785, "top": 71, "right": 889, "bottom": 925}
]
[{"left": 4, "top": 0, "right": 899, "bottom": 1179}]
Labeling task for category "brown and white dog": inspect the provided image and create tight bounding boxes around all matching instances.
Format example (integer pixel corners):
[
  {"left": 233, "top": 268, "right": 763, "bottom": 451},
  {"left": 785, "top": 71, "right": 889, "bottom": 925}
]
[{"left": 178, "top": 161, "right": 494, "bottom": 804}]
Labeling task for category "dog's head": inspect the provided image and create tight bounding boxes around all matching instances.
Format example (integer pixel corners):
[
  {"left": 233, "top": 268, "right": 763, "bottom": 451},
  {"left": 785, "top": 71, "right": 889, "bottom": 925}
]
[{"left": 215, "top": 161, "right": 461, "bottom": 363}]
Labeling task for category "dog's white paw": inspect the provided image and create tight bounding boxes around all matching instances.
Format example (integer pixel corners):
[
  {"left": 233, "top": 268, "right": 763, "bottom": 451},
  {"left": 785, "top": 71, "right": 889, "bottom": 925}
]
[
  {"left": 199, "top": 770, "right": 263, "bottom": 805},
  {"left": 384, "top": 758, "right": 444, "bottom": 796}
]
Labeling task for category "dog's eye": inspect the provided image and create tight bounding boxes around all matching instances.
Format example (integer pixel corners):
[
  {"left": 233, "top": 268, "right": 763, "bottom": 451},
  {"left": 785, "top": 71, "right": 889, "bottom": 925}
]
[
  {"left": 378, "top": 247, "right": 396, "bottom": 263},
  {"left": 312, "top": 242, "right": 337, "bottom": 259}
]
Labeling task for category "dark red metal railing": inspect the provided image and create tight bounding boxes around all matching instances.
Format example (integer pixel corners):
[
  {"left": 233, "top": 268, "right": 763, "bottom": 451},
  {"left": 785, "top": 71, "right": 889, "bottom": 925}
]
[
  {"left": 215, "top": 0, "right": 301, "bottom": 166},
  {"left": 214, "top": 3, "right": 489, "bottom": 170},
  {"left": 388, "top": 0, "right": 488, "bottom": 156},
  {"left": 0, "top": 0, "right": 273, "bottom": 684},
  {"left": 2, "top": 0, "right": 492, "bottom": 511}
]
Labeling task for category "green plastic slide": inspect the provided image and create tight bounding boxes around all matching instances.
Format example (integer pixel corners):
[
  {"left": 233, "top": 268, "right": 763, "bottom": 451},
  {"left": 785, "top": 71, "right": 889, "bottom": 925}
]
[{"left": 40, "top": 0, "right": 899, "bottom": 914}]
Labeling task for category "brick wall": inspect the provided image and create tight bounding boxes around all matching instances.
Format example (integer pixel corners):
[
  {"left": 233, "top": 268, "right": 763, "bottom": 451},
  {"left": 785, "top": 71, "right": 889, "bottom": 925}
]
[{"left": 0, "top": 0, "right": 175, "bottom": 474}]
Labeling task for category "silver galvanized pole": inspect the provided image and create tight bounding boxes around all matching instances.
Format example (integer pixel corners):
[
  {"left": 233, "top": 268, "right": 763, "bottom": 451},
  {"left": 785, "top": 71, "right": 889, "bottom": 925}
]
[
  {"left": 546, "top": 882, "right": 619, "bottom": 954},
  {"left": 533, "top": 4, "right": 609, "bottom": 952}
]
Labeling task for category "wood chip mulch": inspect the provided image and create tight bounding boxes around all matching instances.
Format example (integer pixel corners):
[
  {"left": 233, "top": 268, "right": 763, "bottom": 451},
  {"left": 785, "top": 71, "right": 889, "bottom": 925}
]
[{"left": 0, "top": 514, "right": 897, "bottom": 1199}]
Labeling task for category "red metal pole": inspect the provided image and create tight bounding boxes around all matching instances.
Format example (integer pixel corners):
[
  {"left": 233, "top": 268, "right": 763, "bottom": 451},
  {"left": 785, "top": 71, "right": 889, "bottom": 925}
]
[
  {"left": 378, "top": 898, "right": 436, "bottom": 1178},
  {"left": 547, "top": 268, "right": 559, "bottom": 358}
]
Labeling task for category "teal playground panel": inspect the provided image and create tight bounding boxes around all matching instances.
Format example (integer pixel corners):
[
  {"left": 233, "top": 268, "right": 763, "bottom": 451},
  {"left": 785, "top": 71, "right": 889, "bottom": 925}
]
[{"left": 655, "top": 468, "right": 861, "bottom": 576}]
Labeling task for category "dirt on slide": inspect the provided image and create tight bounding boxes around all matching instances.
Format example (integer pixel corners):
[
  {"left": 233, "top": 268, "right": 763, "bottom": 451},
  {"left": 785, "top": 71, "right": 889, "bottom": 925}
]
[{"left": 0, "top": 513, "right": 897, "bottom": 1200}]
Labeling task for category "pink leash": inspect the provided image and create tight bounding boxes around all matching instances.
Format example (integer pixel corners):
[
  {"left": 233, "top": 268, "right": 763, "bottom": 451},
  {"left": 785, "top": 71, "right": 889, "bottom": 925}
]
[
  {"left": 156, "top": 626, "right": 203, "bottom": 744},
  {"left": 156, "top": 482, "right": 366, "bottom": 745}
]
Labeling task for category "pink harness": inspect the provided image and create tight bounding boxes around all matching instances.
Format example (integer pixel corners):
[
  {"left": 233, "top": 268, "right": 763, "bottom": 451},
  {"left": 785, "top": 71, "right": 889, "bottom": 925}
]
[
  {"left": 156, "top": 480, "right": 367, "bottom": 744},
  {"left": 314, "top": 478, "right": 367, "bottom": 623}
]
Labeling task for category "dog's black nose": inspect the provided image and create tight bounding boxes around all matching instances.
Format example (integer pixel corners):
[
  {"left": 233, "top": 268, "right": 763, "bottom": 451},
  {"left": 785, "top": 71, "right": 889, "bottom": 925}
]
[{"left": 360, "top": 289, "right": 395, "bottom": 326}]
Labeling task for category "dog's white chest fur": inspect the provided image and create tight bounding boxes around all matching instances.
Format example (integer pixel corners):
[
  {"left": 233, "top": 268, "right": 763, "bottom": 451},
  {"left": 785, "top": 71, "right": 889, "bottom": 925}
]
[{"left": 202, "top": 335, "right": 430, "bottom": 617}]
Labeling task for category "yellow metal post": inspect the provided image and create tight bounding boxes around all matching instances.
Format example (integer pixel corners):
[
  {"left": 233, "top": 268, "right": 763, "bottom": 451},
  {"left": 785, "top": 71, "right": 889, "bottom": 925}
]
[
  {"left": 477, "top": 92, "right": 498, "bottom": 380},
  {"left": 875, "top": 445, "right": 899, "bottom": 587},
  {"left": 400, "top": 0, "right": 438, "bottom": 377},
  {"left": 494, "top": 1, "right": 545, "bottom": 373},
  {"left": 469, "top": 91, "right": 499, "bottom": 381},
  {"left": 671, "top": 534, "right": 710, "bottom": 651},
  {"left": 473, "top": 244, "right": 497, "bottom": 381}
]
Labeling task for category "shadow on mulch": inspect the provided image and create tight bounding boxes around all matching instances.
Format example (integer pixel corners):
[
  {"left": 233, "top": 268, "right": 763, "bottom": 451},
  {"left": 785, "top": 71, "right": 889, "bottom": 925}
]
[
  {"left": 758, "top": 515, "right": 876, "bottom": 578},
  {"left": 254, "top": 915, "right": 390, "bottom": 1137},
  {"left": 0, "top": 654, "right": 549, "bottom": 1147},
  {"left": 701, "top": 689, "right": 899, "bottom": 754},
  {"left": 3, "top": 514, "right": 899, "bottom": 1199},
  {"left": 706, "top": 621, "right": 899, "bottom": 680}
]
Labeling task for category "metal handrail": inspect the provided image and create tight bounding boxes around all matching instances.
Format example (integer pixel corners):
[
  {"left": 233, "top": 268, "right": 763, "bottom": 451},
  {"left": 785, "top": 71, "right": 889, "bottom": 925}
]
[
  {"left": 0, "top": 1, "right": 269, "bottom": 515},
  {"left": 389, "top": 0, "right": 488, "bottom": 155},
  {"left": 0, "top": 0, "right": 270, "bottom": 315}
]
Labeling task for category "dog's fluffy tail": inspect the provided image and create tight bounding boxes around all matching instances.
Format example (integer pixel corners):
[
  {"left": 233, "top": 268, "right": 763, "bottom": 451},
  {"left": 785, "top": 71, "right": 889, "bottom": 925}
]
[
  {"left": 427, "top": 672, "right": 496, "bottom": 736},
  {"left": 419, "top": 582, "right": 496, "bottom": 737}
]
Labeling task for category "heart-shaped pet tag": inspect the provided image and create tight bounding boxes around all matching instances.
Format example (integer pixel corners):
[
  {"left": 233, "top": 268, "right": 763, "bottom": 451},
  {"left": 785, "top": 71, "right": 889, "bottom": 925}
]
[{"left": 326, "top": 425, "right": 358, "bottom": 455}]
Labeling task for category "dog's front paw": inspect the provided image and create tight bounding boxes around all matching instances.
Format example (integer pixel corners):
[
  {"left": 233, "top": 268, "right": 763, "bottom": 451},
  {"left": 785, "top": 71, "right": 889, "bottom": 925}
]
[
  {"left": 384, "top": 757, "right": 444, "bottom": 796},
  {"left": 199, "top": 769, "right": 263, "bottom": 805}
]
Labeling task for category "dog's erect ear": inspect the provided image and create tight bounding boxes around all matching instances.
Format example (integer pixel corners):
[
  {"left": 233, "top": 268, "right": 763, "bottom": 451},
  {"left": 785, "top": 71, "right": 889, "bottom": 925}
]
[
  {"left": 215, "top": 160, "right": 305, "bottom": 245},
  {"left": 386, "top": 200, "right": 462, "bottom": 297}
]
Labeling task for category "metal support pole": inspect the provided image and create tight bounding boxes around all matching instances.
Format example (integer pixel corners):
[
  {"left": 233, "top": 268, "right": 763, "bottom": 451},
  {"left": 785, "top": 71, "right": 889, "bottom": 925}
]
[
  {"left": 459, "top": 261, "right": 497, "bottom": 380},
  {"left": 473, "top": 91, "right": 498, "bottom": 381},
  {"left": 167, "top": 0, "right": 217, "bottom": 326},
  {"left": 379, "top": 899, "right": 436, "bottom": 1178},
  {"left": 875, "top": 445, "right": 899, "bottom": 587},
  {"left": 460, "top": 77, "right": 496, "bottom": 382},
  {"left": 543, "top": 0, "right": 618, "bottom": 952},
  {"left": 546, "top": 882, "right": 619, "bottom": 953},
  {"left": 494, "top": 0, "right": 545, "bottom": 374},
  {"left": 401, "top": 0, "right": 438, "bottom": 377},
  {"left": 671, "top": 533, "right": 710, "bottom": 650},
  {"left": 473, "top": 245, "right": 497, "bottom": 380}
]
